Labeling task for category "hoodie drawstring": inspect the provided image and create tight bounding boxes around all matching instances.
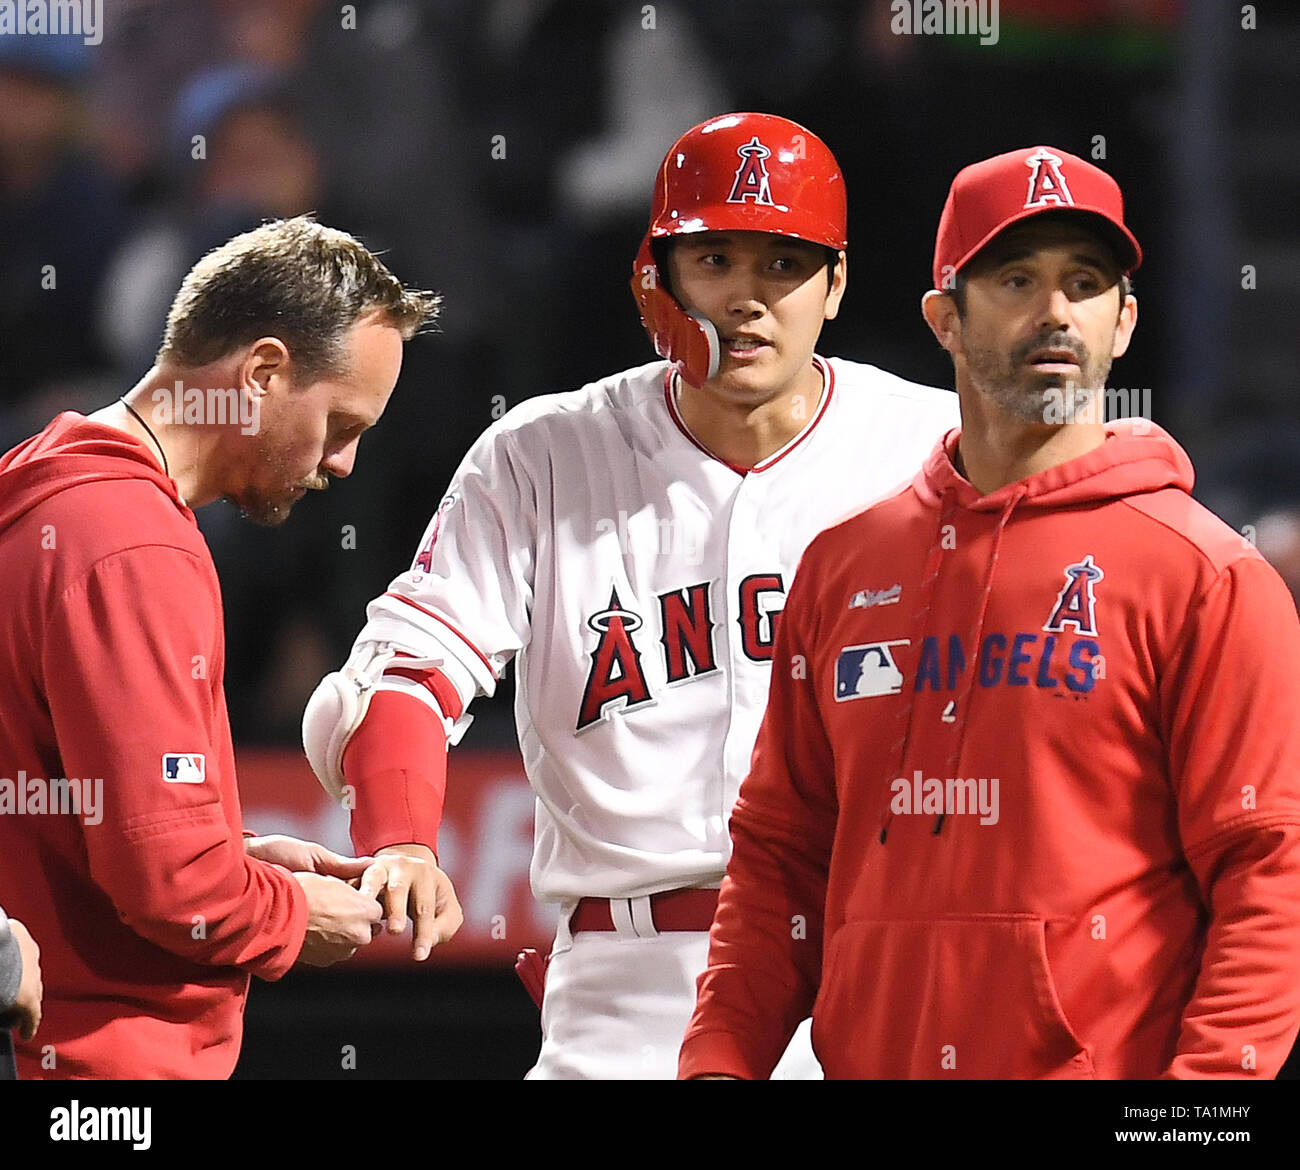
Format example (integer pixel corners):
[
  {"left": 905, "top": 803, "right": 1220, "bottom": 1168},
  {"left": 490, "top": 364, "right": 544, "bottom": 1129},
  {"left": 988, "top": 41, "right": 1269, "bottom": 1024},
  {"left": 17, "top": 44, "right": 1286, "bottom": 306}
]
[
  {"left": 877, "top": 486, "right": 1027, "bottom": 844},
  {"left": 877, "top": 493, "right": 958, "bottom": 845},
  {"left": 931, "top": 487, "right": 1026, "bottom": 835}
]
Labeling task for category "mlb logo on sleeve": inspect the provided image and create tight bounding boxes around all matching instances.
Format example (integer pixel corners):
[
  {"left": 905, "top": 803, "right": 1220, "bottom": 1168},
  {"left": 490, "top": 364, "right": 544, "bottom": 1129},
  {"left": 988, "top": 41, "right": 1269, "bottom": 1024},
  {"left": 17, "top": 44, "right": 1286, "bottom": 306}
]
[
  {"left": 835, "top": 641, "right": 909, "bottom": 700},
  {"left": 163, "top": 754, "right": 205, "bottom": 783}
]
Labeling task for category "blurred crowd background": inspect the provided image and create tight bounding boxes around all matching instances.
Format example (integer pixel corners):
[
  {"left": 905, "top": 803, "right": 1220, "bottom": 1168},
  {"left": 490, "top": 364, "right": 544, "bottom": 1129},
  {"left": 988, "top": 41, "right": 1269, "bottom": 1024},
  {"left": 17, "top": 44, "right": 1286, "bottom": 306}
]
[{"left": 1, "top": 0, "right": 1297, "bottom": 1076}]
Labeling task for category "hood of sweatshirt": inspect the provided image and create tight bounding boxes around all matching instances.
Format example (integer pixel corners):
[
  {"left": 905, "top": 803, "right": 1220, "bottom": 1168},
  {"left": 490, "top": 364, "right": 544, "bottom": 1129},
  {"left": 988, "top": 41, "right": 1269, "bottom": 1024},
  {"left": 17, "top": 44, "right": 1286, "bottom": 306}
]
[
  {"left": 914, "top": 418, "right": 1194, "bottom": 511},
  {"left": 880, "top": 418, "right": 1196, "bottom": 842},
  {"left": 0, "top": 412, "right": 187, "bottom": 535}
]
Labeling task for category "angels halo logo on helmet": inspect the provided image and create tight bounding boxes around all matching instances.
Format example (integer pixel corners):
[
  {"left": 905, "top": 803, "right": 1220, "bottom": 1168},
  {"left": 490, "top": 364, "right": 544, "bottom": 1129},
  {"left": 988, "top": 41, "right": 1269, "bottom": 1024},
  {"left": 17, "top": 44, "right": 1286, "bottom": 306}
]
[
  {"left": 727, "top": 137, "right": 776, "bottom": 206},
  {"left": 630, "top": 112, "right": 849, "bottom": 388}
]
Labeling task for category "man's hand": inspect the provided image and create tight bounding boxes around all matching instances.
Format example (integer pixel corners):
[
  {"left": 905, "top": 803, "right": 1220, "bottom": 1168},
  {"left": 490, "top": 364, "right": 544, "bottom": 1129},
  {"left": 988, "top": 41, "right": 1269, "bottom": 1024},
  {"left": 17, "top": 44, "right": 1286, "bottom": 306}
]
[
  {"left": 7, "top": 919, "right": 43, "bottom": 1041},
  {"left": 292, "top": 872, "right": 384, "bottom": 967},
  {"left": 360, "top": 844, "right": 464, "bottom": 961},
  {"left": 245, "top": 834, "right": 373, "bottom": 881}
]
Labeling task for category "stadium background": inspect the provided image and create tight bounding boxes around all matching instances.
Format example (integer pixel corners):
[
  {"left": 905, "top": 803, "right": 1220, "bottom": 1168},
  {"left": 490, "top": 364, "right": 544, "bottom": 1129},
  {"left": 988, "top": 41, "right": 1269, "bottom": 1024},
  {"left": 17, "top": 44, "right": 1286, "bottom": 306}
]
[{"left": 1, "top": 0, "right": 1296, "bottom": 1079}]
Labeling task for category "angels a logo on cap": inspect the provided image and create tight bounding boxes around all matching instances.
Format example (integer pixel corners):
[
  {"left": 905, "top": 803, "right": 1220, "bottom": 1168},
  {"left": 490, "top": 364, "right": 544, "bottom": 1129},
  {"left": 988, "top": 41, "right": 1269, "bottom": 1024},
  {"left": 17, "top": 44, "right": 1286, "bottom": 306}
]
[
  {"left": 728, "top": 136, "right": 775, "bottom": 206},
  {"left": 1024, "top": 148, "right": 1074, "bottom": 209}
]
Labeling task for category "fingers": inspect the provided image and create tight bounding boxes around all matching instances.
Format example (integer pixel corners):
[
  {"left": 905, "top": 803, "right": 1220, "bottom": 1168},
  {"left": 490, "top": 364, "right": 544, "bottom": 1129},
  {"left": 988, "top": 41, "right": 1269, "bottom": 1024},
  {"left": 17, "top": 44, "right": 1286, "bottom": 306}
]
[
  {"left": 411, "top": 871, "right": 464, "bottom": 960},
  {"left": 324, "top": 889, "right": 381, "bottom": 959},
  {"left": 244, "top": 834, "right": 301, "bottom": 868},
  {"left": 312, "top": 849, "right": 374, "bottom": 881},
  {"left": 348, "top": 882, "right": 385, "bottom": 928},
  {"left": 294, "top": 871, "right": 386, "bottom": 969},
  {"left": 358, "top": 860, "right": 389, "bottom": 903},
  {"left": 434, "top": 874, "right": 465, "bottom": 943},
  {"left": 353, "top": 857, "right": 462, "bottom": 960},
  {"left": 410, "top": 884, "right": 437, "bottom": 961},
  {"left": 383, "top": 869, "right": 412, "bottom": 935}
]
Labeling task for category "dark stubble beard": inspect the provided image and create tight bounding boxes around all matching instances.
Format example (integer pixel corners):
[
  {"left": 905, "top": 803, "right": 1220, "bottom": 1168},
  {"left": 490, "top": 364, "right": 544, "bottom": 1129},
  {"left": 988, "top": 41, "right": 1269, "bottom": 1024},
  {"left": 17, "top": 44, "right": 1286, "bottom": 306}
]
[{"left": 961, "top": 326, "right": 1116, "bottom": 425}]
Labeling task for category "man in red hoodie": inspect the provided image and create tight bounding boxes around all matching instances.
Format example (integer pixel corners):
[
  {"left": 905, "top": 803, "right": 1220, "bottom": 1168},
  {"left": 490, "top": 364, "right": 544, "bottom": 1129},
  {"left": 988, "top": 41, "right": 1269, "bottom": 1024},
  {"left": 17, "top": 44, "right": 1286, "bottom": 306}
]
[
  {"left": 679, "top": 147, "right": 1300, "bottom": 1079},
  {"left": 0, "top": 216, "right": 454, "bottom": 1078}
]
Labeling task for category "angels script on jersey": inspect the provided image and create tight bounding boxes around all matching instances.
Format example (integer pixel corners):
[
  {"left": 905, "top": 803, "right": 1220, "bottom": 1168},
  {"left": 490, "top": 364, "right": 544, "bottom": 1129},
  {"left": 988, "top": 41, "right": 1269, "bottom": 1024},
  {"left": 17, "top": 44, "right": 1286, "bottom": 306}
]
[{"left": 577, "top": 576, "right": 785, "bottom": 731}]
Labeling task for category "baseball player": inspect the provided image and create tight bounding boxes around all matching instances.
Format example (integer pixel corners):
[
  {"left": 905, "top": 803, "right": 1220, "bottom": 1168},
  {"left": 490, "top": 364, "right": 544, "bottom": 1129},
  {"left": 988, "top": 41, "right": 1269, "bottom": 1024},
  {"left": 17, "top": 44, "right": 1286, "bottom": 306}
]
[
  {"left": 678, "top": 147, "right": 1300, "bottom": 1079},
  {"left": 303, "top": 113, "right": 959, "bottom": 1078}
]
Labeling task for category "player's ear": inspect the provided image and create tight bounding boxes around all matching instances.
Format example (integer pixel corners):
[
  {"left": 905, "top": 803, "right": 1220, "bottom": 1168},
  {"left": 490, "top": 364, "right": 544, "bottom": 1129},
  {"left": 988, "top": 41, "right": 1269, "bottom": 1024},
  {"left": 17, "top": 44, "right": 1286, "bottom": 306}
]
[
  {"left": 241, "top": 337, "right": 292, "bottom": 400},
  {"left": 823, "top": 251, "right": 847, "bottom": 321},
  {"left": 1110, "top": 290, "right": 1137, "bottom": 360},
  {"left": 921, "top": 289, "right": 961, "bottom": 356}
]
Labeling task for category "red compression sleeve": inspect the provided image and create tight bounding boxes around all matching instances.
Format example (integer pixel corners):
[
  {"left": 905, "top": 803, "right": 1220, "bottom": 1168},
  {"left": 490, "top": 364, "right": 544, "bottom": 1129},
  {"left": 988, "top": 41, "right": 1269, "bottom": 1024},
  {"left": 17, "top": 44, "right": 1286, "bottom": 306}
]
[{"left": 342, "top": 681, "right": 452, "bottom": 857}]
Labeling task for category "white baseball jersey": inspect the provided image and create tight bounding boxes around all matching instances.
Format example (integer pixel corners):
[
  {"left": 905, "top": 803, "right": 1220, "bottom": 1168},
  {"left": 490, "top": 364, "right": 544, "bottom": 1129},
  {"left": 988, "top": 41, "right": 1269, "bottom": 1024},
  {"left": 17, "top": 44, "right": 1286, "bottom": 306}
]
[{"left": 352, "top": 356, "right": 958, "bottom": 903}]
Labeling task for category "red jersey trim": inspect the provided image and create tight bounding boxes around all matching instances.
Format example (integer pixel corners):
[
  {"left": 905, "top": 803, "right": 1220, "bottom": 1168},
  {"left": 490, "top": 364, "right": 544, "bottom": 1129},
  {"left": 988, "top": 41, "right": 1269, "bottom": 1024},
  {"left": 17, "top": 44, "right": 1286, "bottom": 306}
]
[
  {"left": 662, "top": 356, "right": 835, "bottom": 476},
  {"left": 383, "top": 592, "right": 498, "bottom": 680}
]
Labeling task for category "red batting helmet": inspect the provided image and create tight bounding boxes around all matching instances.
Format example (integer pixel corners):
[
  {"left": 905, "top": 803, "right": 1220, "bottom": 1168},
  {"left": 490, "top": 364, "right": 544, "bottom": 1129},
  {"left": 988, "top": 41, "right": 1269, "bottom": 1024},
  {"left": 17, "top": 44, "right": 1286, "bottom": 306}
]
[{"left": 630, "top": 112, "right": 848, "bottom": 388}]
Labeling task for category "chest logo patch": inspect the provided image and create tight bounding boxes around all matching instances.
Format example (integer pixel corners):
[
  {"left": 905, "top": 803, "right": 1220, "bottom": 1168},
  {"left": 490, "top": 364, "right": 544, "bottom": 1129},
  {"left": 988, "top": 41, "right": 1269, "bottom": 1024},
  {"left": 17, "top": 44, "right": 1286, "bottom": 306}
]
[
  {"left": 835, "top": 640, "right": 909, "bottom": 700},
  {"left": 1043, "top": 555, "right": 1104, "bottom": 636}
]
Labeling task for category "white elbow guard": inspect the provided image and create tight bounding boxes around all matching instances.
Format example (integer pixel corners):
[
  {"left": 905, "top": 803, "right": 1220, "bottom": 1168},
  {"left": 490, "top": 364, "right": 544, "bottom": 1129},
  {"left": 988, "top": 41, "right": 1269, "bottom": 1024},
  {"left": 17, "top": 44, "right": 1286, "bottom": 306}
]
[
  {"left": 303, "top": 641, "right": 473, "bottom": 801},
  {"left": 303, "top": 642, "right": 396, "bottom": 800}
]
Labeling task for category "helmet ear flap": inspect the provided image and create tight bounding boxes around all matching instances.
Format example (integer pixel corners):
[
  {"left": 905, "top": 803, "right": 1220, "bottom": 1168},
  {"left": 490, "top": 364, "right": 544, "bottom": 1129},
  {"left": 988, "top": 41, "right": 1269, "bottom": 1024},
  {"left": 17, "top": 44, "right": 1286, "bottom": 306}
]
[
  {"left": 682, "top": 311, "right": 721, "bottom": 385},
  {"left": 629, "top": 235, "right": 721, "bottom": 388},
  {"left": 649, "top": 237, "right": 672, "bottom": 294}
]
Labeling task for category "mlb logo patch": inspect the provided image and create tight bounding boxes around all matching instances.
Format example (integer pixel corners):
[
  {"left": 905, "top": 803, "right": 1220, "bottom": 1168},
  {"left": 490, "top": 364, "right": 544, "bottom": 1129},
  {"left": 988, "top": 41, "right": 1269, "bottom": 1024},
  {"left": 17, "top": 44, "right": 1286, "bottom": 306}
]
[
  {"left": 835, "top": 640, "right": 909, "bottom": 701},
  {"left": 163, "top": 754, "right": 205, "bottom": 783}
]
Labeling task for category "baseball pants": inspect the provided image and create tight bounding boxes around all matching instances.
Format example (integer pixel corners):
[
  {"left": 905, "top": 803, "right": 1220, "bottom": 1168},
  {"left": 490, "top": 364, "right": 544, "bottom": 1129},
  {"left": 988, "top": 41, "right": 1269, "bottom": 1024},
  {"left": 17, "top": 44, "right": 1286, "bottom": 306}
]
[{"left": 526, "top": 897, "right": 821, "bottom": 1080}]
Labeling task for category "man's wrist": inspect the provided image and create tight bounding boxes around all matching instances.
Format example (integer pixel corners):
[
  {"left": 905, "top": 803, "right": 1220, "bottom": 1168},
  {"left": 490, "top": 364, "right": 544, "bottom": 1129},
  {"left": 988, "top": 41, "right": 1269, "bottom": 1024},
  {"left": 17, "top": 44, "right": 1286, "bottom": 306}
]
[{"left": 375, "top": 842, "right": 439, "bottom": 865}]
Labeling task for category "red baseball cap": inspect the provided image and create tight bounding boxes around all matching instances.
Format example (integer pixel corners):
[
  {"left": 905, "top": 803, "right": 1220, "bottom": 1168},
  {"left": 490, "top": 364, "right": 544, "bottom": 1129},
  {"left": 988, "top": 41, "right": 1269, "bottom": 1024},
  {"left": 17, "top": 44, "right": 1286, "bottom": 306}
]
[{"left": 931, "top": 146, "right": 1142, "bottom": 290}]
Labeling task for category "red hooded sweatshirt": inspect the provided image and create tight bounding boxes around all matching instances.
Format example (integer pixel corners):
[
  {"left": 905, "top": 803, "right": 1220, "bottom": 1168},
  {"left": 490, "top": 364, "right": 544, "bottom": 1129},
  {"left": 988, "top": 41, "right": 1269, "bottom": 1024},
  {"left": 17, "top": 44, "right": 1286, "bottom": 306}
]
[
  {"left": 679, "top": 422, "right": 1300, "bottom": 1079},
  {"left": 0, "top": 413, "right": 307, "bottom": 1079}
]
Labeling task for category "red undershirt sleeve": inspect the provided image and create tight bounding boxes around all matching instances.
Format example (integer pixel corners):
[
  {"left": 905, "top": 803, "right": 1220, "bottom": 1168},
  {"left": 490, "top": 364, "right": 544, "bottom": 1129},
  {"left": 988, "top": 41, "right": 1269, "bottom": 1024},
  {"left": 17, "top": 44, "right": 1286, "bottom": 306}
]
[{"left": 342, "top": 683, "right": 452, "bottom": 857}]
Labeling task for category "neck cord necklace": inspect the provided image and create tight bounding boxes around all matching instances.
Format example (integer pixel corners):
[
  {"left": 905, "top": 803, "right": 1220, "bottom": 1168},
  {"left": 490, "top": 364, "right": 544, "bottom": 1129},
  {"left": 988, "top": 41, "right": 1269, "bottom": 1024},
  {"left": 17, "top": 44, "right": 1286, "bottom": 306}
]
[{"left": 119, "top": 397, "right": 170, "bottom": 476}]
